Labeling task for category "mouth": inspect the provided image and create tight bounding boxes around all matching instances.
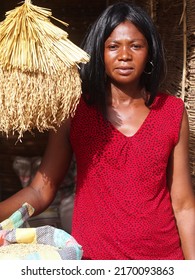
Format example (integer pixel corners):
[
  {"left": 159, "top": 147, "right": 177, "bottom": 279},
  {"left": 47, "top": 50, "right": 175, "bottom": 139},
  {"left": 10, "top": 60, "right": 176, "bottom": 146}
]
[{"left": 115, "top": 67, "right": 134, "bottom": 75}]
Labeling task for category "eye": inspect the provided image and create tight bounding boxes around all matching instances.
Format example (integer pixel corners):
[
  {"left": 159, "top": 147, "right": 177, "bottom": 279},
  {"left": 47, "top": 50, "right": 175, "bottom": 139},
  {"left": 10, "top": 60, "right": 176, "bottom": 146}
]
[
  {"left": 107, "top": 44, "right": 118, "bottom": 50},
  {"left": 131, "top": 44, "right": 143, "bottom": 50}
]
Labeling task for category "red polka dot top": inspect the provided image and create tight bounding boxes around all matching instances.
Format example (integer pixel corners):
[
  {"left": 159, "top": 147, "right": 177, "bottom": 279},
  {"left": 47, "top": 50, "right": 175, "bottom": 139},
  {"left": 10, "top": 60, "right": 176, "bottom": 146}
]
[{"left": 70, "top": 92, "right": 184, "bottom": 260}]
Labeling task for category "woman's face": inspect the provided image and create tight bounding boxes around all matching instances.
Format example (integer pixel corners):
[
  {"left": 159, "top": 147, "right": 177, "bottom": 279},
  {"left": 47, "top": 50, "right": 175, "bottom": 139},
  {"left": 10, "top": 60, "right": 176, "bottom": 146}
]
[{"left": 104, "top": 21, "right": 149, "bottom": 88}]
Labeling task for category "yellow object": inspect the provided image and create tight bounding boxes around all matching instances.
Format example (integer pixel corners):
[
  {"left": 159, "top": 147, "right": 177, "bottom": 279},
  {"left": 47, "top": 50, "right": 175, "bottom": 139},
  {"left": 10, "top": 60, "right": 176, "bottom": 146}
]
[{"left": 15, "top": 228, "right": 37, "bottom": 243}]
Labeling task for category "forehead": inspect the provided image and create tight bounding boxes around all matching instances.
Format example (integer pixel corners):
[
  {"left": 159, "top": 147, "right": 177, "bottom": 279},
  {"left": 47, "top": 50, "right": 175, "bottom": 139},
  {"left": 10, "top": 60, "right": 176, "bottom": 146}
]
[{"left": 107, "top": 21, "right": 146, "bottom": 41}]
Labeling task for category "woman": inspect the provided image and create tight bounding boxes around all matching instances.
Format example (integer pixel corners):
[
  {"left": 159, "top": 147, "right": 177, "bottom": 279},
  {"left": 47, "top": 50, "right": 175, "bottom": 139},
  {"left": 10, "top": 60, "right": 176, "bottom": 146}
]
[{"left": 0, "top": 2, "right": 194, "bottom": 260}]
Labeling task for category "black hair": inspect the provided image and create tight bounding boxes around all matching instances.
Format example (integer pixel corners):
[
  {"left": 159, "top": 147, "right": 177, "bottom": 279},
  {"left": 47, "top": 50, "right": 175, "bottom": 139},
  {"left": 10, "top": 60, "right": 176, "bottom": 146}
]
[{"left": 79, "top": 1, "right": 166, "bottom": 116}]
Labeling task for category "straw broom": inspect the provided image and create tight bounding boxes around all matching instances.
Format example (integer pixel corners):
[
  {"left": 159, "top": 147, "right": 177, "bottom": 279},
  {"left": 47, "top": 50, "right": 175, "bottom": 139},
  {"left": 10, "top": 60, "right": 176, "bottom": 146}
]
[{"left": 0, "top": 0, "right": 89, "bottom": 138}]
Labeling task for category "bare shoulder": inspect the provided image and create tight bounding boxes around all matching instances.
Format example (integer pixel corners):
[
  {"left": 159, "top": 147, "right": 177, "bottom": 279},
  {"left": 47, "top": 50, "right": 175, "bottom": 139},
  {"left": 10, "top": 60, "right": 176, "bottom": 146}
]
[
  {"left": 43, "top": 118, "right": 72, "bottom": 160},
  {"left": 47, "top": 118, "right": 71, "bottom": 147}
]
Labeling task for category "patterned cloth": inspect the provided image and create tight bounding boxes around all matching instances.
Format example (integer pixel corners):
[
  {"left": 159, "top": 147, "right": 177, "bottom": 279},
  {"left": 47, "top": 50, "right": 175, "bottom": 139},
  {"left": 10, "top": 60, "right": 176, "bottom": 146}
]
[
  {"left": 0, "top": 203, "right": 34, "bottom": 230},
  {"left": 0, "top": 203, "right": 83, "bottom": 260}
]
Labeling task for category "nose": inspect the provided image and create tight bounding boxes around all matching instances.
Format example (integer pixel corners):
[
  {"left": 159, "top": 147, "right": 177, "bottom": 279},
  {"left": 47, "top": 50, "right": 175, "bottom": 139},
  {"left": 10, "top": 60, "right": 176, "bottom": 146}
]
[{"left": 119, "top": 46, "right": 132, "bottom": 61}]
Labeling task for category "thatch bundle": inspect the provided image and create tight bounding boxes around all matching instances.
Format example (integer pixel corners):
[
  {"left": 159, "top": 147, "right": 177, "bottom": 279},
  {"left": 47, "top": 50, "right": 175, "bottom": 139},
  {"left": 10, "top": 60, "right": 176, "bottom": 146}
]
[{"left": 0, "top": 0, "right": 89, "bottom": 138}]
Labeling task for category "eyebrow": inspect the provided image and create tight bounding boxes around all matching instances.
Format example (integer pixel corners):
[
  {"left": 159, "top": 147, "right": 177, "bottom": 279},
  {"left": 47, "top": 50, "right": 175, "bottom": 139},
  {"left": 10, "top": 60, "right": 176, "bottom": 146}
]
[{"left": 106, "top": 38, "right": 147, "bottom": 43}]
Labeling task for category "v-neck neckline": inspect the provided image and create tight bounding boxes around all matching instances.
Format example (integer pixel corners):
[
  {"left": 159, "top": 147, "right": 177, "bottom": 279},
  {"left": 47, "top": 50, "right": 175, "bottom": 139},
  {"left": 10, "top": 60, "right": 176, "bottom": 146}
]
[{"left": 105, "top": 108, "right": 153, "bottom": 139}]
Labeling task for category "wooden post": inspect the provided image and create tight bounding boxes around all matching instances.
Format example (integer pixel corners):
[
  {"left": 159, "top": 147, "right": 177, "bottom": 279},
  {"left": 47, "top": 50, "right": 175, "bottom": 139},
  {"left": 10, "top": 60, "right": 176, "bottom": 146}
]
[{"left": 180, "top": 0, "right": 187, "bottom": 101}]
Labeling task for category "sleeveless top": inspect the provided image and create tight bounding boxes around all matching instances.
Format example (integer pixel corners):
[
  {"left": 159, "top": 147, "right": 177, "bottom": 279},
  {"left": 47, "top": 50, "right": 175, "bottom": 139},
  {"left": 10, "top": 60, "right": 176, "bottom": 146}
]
[{"left": 70, "top": 92, "right": 184, "bottom": 260}]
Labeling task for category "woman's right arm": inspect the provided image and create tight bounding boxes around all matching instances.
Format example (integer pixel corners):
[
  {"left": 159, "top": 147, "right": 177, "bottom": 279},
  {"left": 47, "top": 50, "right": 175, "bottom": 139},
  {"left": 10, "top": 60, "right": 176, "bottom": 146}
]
[{"left": 0, "top": 119, "right": 73, "bottom": 221}]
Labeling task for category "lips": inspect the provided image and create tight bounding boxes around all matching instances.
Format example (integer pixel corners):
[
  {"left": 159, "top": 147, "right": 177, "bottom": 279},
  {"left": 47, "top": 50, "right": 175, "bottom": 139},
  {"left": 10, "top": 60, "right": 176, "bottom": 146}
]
[{"left": 115, "top": 66, "right": 134, "bottom": 75}]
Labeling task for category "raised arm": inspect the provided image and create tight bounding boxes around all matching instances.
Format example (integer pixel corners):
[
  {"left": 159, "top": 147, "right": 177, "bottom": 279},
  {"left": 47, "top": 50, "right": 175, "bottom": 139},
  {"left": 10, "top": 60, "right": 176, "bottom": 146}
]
[
  {"left": 0, "top": 119, "right": 73, "bottom": 221},
  {"left": 168, "top": 108, "right": 195, "bottom": 260}
]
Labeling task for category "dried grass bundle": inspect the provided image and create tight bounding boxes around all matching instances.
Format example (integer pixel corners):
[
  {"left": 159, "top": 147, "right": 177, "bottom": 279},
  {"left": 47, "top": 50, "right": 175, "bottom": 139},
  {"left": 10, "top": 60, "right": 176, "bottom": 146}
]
[{"left": 0, "top": 0, "right": 89, "bottom": 138}]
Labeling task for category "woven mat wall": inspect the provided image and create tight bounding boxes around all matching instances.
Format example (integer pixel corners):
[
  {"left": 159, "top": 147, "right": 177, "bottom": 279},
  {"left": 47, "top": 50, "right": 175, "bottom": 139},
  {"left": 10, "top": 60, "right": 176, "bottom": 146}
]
[
  {"left": 185, "top": 0, "right": 195, "bottom": 188},
  {"left": 155, "top": 0, "right": 195, "bottom": 189}
]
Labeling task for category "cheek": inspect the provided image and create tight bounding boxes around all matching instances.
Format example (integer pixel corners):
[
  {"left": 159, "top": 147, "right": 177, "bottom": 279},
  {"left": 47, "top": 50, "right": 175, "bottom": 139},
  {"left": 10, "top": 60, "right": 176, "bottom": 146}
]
[{"left": 104, "top": 52, "right": 116, "bottom": 73}]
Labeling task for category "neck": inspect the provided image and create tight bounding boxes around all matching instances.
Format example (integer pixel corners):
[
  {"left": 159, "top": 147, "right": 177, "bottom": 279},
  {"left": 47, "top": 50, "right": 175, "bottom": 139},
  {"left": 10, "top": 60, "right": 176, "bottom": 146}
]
[{"left": 107, "top": 86, "right": 147, "bottom": 106}]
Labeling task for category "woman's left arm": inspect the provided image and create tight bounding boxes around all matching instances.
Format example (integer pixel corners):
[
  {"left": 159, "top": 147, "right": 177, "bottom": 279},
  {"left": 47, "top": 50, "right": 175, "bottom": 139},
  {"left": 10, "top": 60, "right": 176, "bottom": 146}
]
[{"left": 168, "top": 107, "right": 195, "bottom": 260}]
